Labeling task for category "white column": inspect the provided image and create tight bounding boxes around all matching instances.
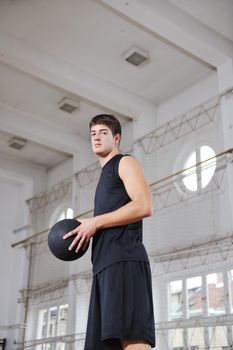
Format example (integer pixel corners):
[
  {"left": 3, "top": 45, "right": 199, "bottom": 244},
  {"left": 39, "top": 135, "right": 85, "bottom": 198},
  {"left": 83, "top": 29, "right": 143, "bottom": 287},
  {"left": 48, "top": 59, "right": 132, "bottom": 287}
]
[
  {"left": 71, "top": 175, "right": 80, "bottom": 218},
  {"left": 133, "top": 105, "right": 157, "bottom": 141},
  {"left": 218, "top": 59, "right": 233, "bottom": 228},
  {"left": 65, "top": 156, "right": 80, "bottom": 350},
  {"left": 65, "top": 280, "right": 77, "bottom": 350}
]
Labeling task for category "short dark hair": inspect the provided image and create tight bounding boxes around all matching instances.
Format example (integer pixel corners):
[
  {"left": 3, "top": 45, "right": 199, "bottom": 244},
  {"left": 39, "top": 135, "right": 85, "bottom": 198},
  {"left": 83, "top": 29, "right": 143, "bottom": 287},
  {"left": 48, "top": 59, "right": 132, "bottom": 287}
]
[{"left": 89, "top": 114, "right": 121, "bottom": 136}]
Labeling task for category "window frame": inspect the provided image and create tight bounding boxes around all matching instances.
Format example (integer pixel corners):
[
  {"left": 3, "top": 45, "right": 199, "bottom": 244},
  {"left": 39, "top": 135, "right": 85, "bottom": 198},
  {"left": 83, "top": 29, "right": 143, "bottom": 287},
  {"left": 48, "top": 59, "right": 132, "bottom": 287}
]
[
  {"left": 36, "top": 304, "right": 69, "bottom": 350},
  {"left": 181, "top": 145, "right": 217, "bottom": 193}
]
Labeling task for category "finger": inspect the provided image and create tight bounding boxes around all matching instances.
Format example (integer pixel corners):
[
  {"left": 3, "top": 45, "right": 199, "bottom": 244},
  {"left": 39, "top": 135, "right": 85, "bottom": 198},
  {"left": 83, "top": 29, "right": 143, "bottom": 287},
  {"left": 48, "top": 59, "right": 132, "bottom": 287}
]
[
  {"left": 75, "top": 235, "right": 86, "bottom": 252},
  {"left": 63, "top": 227, "right": 79, "bottom": 239},
  {"left": 82, "top": 239, "right": 89, "bottom": 251},
  {"left": 68, "top": 234, "right": 81, "bottom": 251}
]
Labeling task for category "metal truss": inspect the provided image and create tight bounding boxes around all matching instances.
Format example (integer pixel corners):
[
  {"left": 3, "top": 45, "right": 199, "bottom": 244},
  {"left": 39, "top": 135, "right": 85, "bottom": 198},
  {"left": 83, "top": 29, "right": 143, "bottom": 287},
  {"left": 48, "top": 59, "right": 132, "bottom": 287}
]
[
  {"left": 138, "top": 95, "right": 220, "bottom": 155},
  {"left": 18, "top": 271, "right": 92, "bottom": 306},
  {"left": 75, "top": 160, "right": 101, "bottom": 188},
  {"left": 149, "top": 230, "right": 233, "bottom": 276},
  {"left": 17, "top": 332, "right": 86, "bottom": 350},
  {"left": 224, "top": 87, "right": 233, "bottom": 100},
  {"left": 25, "top": 90, "right": 228, "bottom": 211},
  {"left": 18, "top": 279, "right": 68, "bottom": 306},
  {"left": 150, "top": 149, "right": 233, "bottom": 212},
  {"left": 20, "top": 231, "right": 233, "bottom": 304},
  {"left": 74, "top": 94, "right": 221, "bottom": 188},
  {"left": 157, "top": 314, "right": 233, "bottom": 350},
  {"left": 15, "top": 148, "right": 233, "bottom": 255},
  {"left": 19, "top": 315, "right": 233, "bottom": 349},
  {"left": 26, "top": 178, "right": 72, "bottom": 213}
]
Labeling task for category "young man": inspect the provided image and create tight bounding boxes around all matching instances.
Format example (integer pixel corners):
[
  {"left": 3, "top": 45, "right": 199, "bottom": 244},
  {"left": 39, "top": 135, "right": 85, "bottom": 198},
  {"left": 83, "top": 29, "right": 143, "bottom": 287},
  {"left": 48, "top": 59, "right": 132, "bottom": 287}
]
[{"left": 64, "top": 114, "right": 155, "bottom": 349}]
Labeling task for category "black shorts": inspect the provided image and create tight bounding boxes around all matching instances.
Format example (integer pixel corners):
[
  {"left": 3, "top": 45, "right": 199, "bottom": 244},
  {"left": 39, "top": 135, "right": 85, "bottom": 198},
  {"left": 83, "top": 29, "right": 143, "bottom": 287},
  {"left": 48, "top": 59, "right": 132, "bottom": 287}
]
[{"left": 84, "top": 261, "right": 155, "bottom": 349}]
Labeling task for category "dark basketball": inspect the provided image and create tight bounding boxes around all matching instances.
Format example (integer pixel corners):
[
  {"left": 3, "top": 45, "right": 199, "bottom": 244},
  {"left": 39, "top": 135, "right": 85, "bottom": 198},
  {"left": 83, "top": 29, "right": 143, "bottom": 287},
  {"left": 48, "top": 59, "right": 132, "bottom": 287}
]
[{"left": 48, "top": 218, "right": 89, "bottom": 261}]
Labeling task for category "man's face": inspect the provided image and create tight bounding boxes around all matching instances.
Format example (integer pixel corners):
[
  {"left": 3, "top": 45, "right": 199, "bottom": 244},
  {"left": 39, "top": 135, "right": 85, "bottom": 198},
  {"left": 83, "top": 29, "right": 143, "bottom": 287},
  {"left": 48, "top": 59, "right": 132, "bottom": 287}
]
[{"left": 90, "top": 124, "right": 120, "bottom": 156}]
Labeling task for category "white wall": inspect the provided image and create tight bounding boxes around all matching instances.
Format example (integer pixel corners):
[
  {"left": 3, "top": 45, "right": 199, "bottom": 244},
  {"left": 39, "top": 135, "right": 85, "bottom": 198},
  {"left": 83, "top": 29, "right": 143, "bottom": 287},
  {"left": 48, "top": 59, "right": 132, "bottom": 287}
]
[
  {"left": 1, "top": 73, "right": 233, "bottom": 349},
  {"left": 0, "top": 181, "right": 27, "bottom": 349}
]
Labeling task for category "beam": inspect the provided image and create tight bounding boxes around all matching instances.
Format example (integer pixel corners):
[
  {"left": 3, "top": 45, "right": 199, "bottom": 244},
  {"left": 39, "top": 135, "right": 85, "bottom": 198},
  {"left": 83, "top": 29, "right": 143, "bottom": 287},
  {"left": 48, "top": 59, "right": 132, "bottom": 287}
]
[
  {"left": 0, "top": 103, "right": 86, "bottom": 155},
  {"left": 0, "top": 28, "right": 155, "bottom": 118},
  {"left": 99, "top": 0, "right": 233, "bottom": 68}
]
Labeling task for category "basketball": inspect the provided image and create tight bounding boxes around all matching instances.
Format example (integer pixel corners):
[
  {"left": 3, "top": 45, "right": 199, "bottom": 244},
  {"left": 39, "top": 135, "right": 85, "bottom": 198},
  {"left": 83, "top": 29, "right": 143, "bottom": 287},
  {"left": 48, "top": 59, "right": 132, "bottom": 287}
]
[{"left": 48, "top": 218, "right": 89, "bottom": 261}]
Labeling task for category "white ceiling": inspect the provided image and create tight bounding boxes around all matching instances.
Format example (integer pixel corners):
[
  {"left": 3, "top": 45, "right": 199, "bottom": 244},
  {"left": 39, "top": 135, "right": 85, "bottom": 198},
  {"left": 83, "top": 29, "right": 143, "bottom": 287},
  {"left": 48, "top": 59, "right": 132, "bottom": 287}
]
[{"left": 0, "top": 0, "right": 232, "bottom": 173}]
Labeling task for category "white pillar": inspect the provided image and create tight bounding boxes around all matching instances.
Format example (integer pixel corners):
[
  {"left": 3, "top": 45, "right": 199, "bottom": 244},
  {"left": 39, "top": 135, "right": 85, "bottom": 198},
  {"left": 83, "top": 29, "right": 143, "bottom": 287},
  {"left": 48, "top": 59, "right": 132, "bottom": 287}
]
[
  {"left": 218, "top": 59, "right": 233, "bottom": 228},
  {"left": 71, "top": 175, "right": 80, "bottom": 218},
  {"left": 65, "top": 280, "right": 77, "bottom": 350},
  {"left": 133, "top": 105, "right": 157, "bottom": 141}
]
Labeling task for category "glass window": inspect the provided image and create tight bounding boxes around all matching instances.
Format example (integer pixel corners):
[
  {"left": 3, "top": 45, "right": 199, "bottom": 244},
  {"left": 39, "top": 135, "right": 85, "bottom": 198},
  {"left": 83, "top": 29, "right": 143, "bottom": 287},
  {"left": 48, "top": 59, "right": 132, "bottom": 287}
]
[
  {"left": 183, "top": 151, "right": 197, "bottom": 191},
  {"left": 37, "top": 309, "right": 48, "bottom": 339},
  {"left": 57, "top": 304, "right": 68, "bottom": 336},
  {"left": 45, "top": 344, "right": 56, "bottom": 350},
  {"left": 56, "top": 343, "right": 65, "bottom": 350},
  {"left": 230, "top": 270, "right": 233, "bottom": 312},
  {"left": 183, "top": 146, "right": 216, "bottom": 192},
  {"left": 200, "top": 146, "right": 216, "bottom": 188},
  {"left": 47, "top": 306, "right": 58, "bottom": 338},
  {"left": 169, "top": 329, "right": 183, "bottom": 350},
  {"left": 187, "top": 276, "right": 203, "bottom": 318},
  {"left": 207, "top": 273, "right": 225, "bottom": 316},
  {"left": 57, "top": 207, "right": 73, "bottom": 221},
  {"left": 169, "top": 280, "right": 183, "bottom": 320},
  {"left": 209, "top": 326, "right": 228, "bottom": 349},
  {"left": 188, "top": 328, "right": 205, "bottom": 350},
  {"left": 37, "top": 304, "right": 69, "bottom": 349}
]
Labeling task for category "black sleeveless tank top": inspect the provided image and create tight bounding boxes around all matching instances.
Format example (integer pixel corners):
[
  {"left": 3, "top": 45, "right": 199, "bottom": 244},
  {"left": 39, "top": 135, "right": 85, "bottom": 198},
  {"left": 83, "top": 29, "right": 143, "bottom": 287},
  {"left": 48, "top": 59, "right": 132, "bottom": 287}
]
[{"left": 92, "top": 154, "right": 149, "bottom": 274}]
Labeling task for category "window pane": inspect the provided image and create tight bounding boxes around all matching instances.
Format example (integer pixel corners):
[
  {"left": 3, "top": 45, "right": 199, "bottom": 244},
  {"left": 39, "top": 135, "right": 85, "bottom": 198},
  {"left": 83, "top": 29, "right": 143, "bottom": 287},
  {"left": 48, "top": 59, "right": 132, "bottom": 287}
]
[
  {"left": 57, "top": 304, "right": 69, "bottom": 336},
  {"left": 47, "top": 306, "right": 58, "bottom": 338},
  {"left": 66, "top": 208, "right": 73, "bottom": 219},
  {"left": 169, "top": 329, "right": 183, "bottom": 349},
  {"left": 57, "top": 211, "right": 65, "bottom": 221},
  {"left": 209, "top": 326, "right": 228, "bottom": 350},
  {"left": 37, "top": 309, "right": 48, "bottom": 339},
  {"left": 169, "top": 280, "right": 183, "bottom": 320},
  {"left": 56, "top": 343, "right": 66, "bottom": 350},
  {"left": 187, "top": 276, "right": 203, "bottom": 317},
  {"left": 183, "top": 151, "right": 197, "bottom": 191},
  {"left": 200, "top": 146, "right": 216, "bottom": 188},
  {"left": 45, "top": 344, "right": 56, "bottom": 350},
  {"left": 207, "top": 273, "right": 225, "bottom": 315},
  {"left": 230, "top": 270, "right": 233, "bottom": 312},
  {"left": 188, "top": 327, "right": 205, "bottom": 350}
]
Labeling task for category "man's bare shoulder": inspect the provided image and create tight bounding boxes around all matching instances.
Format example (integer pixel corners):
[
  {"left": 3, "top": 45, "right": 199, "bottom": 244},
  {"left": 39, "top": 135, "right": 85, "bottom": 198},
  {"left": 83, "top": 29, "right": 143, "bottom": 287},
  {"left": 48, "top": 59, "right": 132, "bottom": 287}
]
[{"left": 119, "top": 155, "right": 144, "bottom": 179}]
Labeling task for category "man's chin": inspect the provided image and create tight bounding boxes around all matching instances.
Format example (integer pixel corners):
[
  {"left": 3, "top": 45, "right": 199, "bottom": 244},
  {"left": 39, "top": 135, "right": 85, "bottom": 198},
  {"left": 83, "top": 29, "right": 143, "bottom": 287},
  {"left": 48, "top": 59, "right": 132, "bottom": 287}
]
[{"left": 94, "top": 150, "right": 110, "bottom": 157}]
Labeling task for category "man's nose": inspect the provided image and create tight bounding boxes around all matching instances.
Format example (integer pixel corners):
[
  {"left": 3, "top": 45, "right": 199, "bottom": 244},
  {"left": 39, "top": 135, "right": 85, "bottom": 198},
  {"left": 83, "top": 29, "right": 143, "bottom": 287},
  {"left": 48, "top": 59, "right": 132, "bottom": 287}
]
[{"left": 94, "top": 134, "right": 101, "bottom": 140}]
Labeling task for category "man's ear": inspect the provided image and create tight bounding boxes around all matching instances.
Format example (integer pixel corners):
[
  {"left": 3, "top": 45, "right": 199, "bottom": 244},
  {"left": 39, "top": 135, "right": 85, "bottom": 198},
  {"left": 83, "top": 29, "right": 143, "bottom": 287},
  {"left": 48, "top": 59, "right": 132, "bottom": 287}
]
[{"left": 115, "top": 134, "right": 121, "bottom": 146}]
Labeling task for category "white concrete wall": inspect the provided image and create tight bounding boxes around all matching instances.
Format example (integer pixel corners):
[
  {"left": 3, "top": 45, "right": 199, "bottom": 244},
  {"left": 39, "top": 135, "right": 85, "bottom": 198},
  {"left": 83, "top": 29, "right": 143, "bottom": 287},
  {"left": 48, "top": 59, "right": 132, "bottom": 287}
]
[
  {"left": 0, "top": 182, "right": 27, "bottom": 349},
  {"left": 1, "top": 73, "right": 233, "bottom": 349}
]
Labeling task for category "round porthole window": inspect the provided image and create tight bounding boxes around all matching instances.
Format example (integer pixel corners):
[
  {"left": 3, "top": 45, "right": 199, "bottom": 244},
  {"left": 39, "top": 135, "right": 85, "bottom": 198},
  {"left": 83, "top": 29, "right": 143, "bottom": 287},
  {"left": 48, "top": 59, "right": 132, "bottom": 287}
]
[{"left": 183, "top": 145, "right": 216, "bottom": 192}]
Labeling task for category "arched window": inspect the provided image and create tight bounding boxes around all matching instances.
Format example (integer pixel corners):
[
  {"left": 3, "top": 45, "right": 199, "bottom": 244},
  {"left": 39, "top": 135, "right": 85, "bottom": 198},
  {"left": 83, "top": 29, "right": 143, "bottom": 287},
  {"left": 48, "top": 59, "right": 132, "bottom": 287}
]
[
  {"left": 50, "top": 205, "right": 74, "bottom": 227},
  {"left": 183, "top": 145, "right": 216, "bottom": 192},
  {"left": 57, "top": 207, "right": 73, "bottom": 221}
]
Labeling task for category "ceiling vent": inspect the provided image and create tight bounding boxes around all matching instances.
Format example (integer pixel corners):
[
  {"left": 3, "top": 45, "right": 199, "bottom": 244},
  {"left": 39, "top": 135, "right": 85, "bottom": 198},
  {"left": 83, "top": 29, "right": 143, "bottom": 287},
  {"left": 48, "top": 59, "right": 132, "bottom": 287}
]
[
  {"left": 58, "top": 97, "right": 79, "bottom": 113},
  {"left": 8, "top": 137, "right": 27, "bottom": 150},
  {"left": 123, "top": 46, "right": 149, "bottom": 67}
]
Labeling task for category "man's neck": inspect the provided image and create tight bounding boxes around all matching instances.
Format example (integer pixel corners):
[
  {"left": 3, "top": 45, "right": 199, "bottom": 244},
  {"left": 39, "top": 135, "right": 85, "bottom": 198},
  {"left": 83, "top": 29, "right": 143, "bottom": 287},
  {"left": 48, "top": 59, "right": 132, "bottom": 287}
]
[{"left": 99, "top": 150, "right": 120, "bottom": 168}]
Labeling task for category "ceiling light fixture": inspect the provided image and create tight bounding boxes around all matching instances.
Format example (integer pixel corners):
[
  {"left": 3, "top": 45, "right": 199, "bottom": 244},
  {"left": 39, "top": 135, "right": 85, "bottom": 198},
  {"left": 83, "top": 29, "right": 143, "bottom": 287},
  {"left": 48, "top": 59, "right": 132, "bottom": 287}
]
[
  {"left": 8, "top": 137, "right": 27, "bottom": 150},
  {"left": 58, "top": 97, "right": 79, "bottom": 114},
  {"left": 123, "top": 46, "right": 149, "bottom": 67}
]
